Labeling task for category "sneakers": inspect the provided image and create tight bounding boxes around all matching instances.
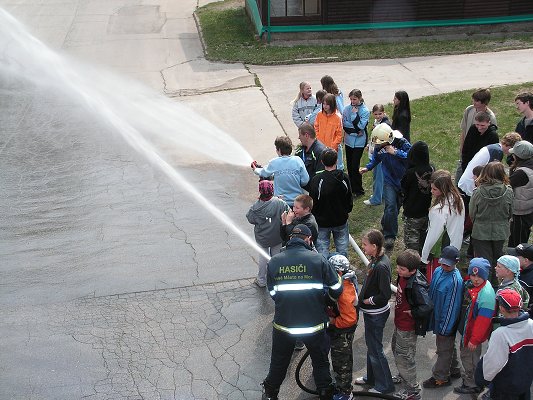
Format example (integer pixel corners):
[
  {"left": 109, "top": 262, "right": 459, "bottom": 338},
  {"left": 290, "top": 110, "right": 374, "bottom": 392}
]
[
  {"left": 294, "top": 340, "right": 305, "bottom": 351},
  {"left": 253, "top": 278, "right": 266, "bottom": 288},
  {"left": 453, "top": 384, "right": 482, "bottom": 394},
  {"left": 391, "top": 375, "right": 402, "bottom": 384},
  {"left": 333, "top": 392, "right": 353, "bottom": 400},
  {"left": 393, "top": 389, "right": 421, "bottom": 400},
  {"left": 363, "top": 199, "right": 379, "bottom": 206},
  {"left": 354, "top": 376, "right": 368, "bottom": 385},
  {"left": 422, "top": 376, "right": 451, "bottom": 388}
]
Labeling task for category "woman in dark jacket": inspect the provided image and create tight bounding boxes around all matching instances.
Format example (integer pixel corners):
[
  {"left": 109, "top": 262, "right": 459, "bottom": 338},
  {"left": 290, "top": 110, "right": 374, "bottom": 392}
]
[
  {"left": 392, "top": 90, "right": 412, "bottom": 143},
  {"left": 355, "top": 229, "right": 395, "bottom": 394}
]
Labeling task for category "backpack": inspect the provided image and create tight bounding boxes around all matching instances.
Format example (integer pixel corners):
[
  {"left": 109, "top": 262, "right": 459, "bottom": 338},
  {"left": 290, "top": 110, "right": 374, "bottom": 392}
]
[{"left": 415, "top": 166, "right": 435, "bottom": 195}]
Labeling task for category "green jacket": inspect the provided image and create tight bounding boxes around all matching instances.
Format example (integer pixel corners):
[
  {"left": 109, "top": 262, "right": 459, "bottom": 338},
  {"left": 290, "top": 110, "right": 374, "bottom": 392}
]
[{"left": 470, "top": 183, "right": 513, "bottom": 241}]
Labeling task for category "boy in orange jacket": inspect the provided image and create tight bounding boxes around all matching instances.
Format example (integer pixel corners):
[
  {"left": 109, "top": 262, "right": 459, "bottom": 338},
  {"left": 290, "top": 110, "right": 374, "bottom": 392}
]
[{"left": 327, "top": 255, "right": 359, "bottom": 400}]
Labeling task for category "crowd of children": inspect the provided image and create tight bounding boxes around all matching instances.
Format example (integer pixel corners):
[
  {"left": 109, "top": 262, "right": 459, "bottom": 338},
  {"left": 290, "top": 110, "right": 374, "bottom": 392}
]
[{"left": 249, "top": 82, "right": 533, "bottom": 400}]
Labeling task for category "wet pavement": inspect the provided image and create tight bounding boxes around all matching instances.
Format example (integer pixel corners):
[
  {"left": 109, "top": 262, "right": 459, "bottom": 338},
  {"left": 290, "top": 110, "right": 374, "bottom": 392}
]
[{"left": 1, "top": 0, "right": 532, "bottom": 399}]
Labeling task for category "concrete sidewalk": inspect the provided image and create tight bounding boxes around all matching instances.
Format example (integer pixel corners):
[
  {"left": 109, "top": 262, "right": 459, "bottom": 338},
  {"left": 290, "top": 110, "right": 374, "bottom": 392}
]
[{"left": 0, "top": 0, "right": 532, "bottom": 399}]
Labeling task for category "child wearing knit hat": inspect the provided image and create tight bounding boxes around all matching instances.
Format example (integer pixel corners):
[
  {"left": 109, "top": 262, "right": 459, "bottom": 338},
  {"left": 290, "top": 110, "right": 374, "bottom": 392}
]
[
  {"left": 454, "top": 258, "right": 496, "bottom": 395},
  {"left": 246, "top": 180, "right": 289, "bottom": 288},
  {"left": 495, "top": 255, "right": 530, "bottom": 311}
]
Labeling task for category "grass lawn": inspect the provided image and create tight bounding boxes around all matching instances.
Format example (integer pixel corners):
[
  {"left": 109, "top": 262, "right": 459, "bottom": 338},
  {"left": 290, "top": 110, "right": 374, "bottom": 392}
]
[{"left": 196, "top": 1, "right": 533, "bottom": 65}]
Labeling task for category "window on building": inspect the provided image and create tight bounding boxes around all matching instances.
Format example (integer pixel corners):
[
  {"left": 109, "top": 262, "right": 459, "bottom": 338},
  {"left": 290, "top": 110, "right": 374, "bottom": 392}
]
[{"left": 270, "top": 0, "right": 321, "bottom": 17}]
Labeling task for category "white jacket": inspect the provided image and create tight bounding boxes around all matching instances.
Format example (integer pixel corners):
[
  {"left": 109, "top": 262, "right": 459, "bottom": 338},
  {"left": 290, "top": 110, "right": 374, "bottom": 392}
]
[{"left": 421, "top": 196, "right": 465, "bottom": 263}]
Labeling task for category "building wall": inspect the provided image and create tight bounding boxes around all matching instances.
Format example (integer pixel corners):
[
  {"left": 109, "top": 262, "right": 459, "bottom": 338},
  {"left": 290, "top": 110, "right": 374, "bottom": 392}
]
[{"left": 266, "top": 0, "right": 533, "bottom": 26}]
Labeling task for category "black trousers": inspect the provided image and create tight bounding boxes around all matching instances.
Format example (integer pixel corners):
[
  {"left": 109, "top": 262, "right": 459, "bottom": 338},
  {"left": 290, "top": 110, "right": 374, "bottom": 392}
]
[
  {"left": 508, "top": 212, "right": 533, "bottom": 248},
  {"left": 472, "top": 238, "right": 505, "bottom": 287},
  {"left": 265, "top": 328, "right": 332, "bottom": 391},
  {"left": 345, "top": 145, "right": 365, "bottom": 195}
]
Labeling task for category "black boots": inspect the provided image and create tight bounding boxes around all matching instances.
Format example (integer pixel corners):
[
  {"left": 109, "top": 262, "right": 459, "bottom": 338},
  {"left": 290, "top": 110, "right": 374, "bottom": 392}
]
[
  {"left": 261, "top": 380, "right": 333, "bottom": 400},
  {"left": 261, "top": 381, "right": 279, "bottom": 400},
  {"left": 317, "top": 384, "right": 335, "bottom": 400}
]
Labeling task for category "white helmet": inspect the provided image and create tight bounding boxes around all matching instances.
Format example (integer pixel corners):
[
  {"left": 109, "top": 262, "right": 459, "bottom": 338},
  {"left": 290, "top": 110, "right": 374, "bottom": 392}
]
[
  {"left": 371, "top": 123, "right": 394, "bottom": 145},
  {"left": 328, "top": 254, "right": 351, "bottom": 273}
]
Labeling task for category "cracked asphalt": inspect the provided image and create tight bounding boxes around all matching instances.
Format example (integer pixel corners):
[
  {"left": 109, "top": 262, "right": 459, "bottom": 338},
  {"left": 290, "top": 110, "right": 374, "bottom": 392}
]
[{"left": 1, "top": 0, "right": 532, "bottom": 399}]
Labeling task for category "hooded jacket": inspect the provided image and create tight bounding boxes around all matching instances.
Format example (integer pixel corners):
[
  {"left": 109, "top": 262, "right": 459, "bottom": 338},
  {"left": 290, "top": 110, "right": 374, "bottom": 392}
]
[
  {"left": 246, "top": 196, "right": 289, "bottom": 248},
  {"left": 401, "top": 141, "right": 433, "bottom": 218},
  {"left": 308, "top": 169, "right": 353, "bottom": 227},
  {"left": 461, "top": 124, "right": 499, "bottom": 172},
  {"left": 469, "top": 182, "right": 514, "bottom": 241}
]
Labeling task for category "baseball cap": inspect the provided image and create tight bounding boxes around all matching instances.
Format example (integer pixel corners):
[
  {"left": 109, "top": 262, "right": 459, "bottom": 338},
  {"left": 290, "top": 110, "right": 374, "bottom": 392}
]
[
  {"left": 496, "top": 288, "right": 523, "bottom": 311},
  {"left": 290, "top": 224, "right": 312, "bottom": 237},
  {"left": 439, "top": 246, "right": 459, "bottom": 266},
  {"left": 508, "top": 243, "right": 533, "bottom": 261},
  {"left": 509, "top": 140, "right": 533, "bottom": 160}
]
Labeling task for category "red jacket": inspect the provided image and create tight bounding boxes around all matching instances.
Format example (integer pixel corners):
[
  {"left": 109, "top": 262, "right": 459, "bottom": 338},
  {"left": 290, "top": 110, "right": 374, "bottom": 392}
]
[{"left": 462, "top": 280, "right": 496, "bottom": 346}]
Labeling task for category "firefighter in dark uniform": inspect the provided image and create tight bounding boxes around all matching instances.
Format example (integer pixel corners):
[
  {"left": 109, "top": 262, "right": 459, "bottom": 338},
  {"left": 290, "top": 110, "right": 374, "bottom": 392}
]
[{"left": 262, "top": 224, "right": 343, "bottom": 400}]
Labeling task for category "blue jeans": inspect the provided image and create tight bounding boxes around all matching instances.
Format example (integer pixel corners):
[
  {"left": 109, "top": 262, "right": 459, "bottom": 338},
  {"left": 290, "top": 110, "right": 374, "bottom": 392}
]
[
  {"left": 337, "top": 144, "right": 344, "bottom": 171},
  {"left": 316, "top": 223, "right": 349, "bottom": 259},
  {"left": 369, "top": 163, "right": 383, "bottom": 205},
  {"left": 381, "top": 183, "right": 401, "bottom": 240},
  {"left": 363, "top": 310, "right": 394, "bottom": 393}
]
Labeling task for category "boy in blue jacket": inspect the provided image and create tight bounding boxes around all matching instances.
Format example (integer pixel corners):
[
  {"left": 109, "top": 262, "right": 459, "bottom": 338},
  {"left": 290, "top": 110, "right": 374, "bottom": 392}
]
[
  {"left": 423, "top": 245, "right": 464, "bottom": 389},
  {"left": 360, "top": 123, "right": 411, "bottom": 250},
  {"left": 251, "top": 136, "right": 309, "bottom": 207}
]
